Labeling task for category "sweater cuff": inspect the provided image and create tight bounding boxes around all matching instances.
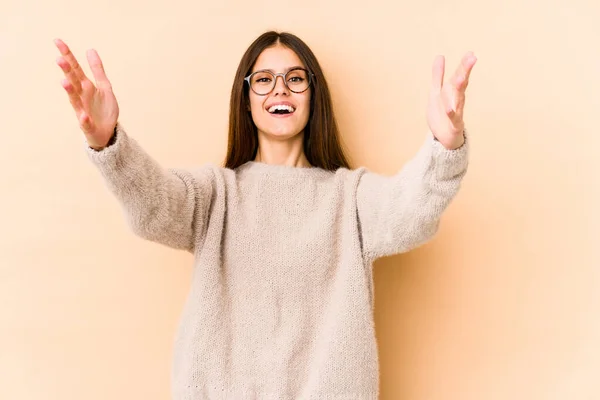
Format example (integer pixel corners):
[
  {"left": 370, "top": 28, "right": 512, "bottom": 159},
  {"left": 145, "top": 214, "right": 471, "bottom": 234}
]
[
  {"left": 429, "top": 129, "right": 470, "bottom": 178},
  {"left": 85, "top": 123, "right": 127, "bottom": 165},
  {"left": 431, "top": 129, "right": 468, "bottom": 155}
]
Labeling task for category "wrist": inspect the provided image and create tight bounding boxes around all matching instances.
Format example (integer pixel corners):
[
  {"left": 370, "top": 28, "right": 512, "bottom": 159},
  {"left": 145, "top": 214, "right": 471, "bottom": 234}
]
[
  {"left": 435, "top": 133, "right": 465, "bottom": 150},
  {"left": 89, "top": 125, "right": 118, "bottom": 151}
]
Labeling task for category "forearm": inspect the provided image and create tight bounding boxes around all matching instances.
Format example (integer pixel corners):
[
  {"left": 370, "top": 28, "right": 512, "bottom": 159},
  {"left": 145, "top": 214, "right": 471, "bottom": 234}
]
[
  {"left": 357, "top": 131, "right": 469, "bottom": 260},
  {"left": 85, "top": 123, "right": 211, "bottom": 252}
]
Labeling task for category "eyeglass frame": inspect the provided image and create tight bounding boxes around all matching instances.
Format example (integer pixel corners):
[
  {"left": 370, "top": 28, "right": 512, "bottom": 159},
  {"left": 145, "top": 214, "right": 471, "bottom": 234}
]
[{"left": 244, "top": 67, "right": 315, "bottom": 96}]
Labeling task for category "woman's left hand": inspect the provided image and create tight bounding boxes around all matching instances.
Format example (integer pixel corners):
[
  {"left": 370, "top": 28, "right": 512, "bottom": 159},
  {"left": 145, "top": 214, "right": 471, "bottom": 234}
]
[{"left": 426, "top": 52, "right": 477, "bottom": 150}]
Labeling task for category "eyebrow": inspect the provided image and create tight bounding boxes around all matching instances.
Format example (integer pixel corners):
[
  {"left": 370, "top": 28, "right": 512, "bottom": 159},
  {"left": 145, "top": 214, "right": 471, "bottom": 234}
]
[{"left": 252, "top": 65, "right": 305, "bottom": 73}]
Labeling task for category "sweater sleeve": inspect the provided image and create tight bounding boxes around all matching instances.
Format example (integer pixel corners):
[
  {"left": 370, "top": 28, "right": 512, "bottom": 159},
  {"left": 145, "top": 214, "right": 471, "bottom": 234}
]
[
  {"left": 85, "top": 123, "right": 215, "bottom": 253},
  {"left": 356, "top": 131, "right": 469, "bottom": 261}
]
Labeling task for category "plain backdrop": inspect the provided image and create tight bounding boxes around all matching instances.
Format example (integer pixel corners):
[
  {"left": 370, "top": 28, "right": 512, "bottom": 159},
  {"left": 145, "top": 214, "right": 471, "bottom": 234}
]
[{"left": 1, "top": 0, "right": 598, "bottom": 399}]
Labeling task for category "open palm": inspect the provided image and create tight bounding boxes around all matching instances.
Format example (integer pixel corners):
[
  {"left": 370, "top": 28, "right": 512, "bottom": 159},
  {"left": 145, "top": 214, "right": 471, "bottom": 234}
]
[
  {"left": 426, "top": 52, "right": 477, "bottom": 150},
  {"left": 54, "top": 39, "right": 119, "bottom": 150}
]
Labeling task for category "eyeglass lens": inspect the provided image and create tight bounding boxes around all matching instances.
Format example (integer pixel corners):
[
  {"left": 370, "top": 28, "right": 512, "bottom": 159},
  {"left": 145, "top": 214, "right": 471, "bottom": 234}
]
[{"left": 250, "top": 69, "right": 310, "bottom": 95}]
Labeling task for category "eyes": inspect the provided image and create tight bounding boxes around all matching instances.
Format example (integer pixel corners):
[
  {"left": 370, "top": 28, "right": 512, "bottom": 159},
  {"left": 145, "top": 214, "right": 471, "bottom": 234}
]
[
  {"left": 250, "top": 68, "right": 309, "bottom": 87},
  {"left": 246, "top": 67, "right": 313, "bottom": 95},
  {"left": 256, "top": 76, "right": 304, "bottom": 84}
]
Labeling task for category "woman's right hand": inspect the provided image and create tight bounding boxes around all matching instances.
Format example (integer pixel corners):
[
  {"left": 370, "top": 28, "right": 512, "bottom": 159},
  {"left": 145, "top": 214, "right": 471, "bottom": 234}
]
[{"left": 54, "top": 39, "right": 119, "bottom": 150}]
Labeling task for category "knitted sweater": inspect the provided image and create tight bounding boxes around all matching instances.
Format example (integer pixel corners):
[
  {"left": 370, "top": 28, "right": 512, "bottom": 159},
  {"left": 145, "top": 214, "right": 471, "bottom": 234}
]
[{"left": 86, "top": 123, "right": 469, "bottom": 400}]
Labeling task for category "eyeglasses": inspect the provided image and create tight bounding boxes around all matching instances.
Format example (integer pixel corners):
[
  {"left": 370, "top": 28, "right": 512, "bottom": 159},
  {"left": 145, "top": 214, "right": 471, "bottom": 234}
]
[{"left": 244, "top": 67, "right": 314, "bottom": 96}]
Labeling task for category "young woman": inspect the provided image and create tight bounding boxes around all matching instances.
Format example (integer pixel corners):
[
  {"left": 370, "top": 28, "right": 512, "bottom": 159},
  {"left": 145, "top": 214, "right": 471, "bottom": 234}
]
[{"left": 54, "top": 31, "right": 476, "bottom": 400}]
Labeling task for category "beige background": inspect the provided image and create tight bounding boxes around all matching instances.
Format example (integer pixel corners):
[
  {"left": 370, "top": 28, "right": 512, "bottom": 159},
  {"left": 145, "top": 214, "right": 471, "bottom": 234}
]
[{"left": 2, "top": 0, "right": 599, "bottom": 399}]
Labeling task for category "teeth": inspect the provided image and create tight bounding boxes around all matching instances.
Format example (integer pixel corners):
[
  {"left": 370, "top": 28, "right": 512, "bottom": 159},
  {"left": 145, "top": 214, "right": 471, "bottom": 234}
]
[{"left": 268, "top": 104, "right": 295, "bottom": 113}]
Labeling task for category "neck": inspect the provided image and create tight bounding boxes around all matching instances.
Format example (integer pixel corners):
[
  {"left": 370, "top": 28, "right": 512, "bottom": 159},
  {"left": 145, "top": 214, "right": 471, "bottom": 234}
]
[{"left": 253, "top": 131, "right": 311, "bottom": 168}]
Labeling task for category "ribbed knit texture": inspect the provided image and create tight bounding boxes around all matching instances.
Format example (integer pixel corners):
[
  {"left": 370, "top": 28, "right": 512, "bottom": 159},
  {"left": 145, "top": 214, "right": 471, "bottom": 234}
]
[{"left": 86, "top": 123, "right": 469, "bottom": 400}]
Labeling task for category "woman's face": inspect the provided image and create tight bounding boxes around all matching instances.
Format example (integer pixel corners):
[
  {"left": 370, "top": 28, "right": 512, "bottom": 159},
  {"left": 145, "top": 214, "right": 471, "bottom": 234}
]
[{"left": 248, "top": 44, "right": 311, "bottom": 141}]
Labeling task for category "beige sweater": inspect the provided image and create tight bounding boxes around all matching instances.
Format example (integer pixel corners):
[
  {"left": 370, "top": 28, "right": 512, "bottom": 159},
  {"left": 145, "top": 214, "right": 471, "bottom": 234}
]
[{"left": 86, "top": 123, "right": 469, "bottom": 400}]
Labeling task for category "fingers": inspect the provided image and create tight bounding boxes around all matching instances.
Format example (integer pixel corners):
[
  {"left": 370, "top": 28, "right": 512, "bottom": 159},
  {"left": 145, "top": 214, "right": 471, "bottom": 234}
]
[
  {"left": 443, "top": 91, "right": 457, "bottom": 119},
  {"left": 55, "top": 38, "right": 93, "bottom": 115},
  {"left": 444, "top": 87, "right": 466, "bottom": 119},
  {"left": 450, "top": 51, "right": 477, "bottom": 92},
  {"left": 86, "top": 49, "right": 112, "bottom": 89},
  {"left": 56, "top": 55, "right": 82, "bottom": 95},
  {"left": 54, "top": 39, "right": 87, "bottom": 82},
  {"left": 61, "top": 77, "right": 84, "bottom": 112},
  {"left": 440, "top": 52, "right": 476, "bottom": 116},
  {"left": 431, "top": 55, "right": 445, "bottom": 91},
  {"left": 455, "top": 89, "right": 466, "bottom": 110},
  {"left": 432, "top": 51, "right": 477, "bottom": 93}
]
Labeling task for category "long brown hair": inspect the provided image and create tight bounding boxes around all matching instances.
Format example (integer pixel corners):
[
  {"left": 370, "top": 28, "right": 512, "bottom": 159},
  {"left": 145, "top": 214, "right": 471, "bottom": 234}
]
[{"left": 224, "top": 31, "right": 351, "bottom": 171}]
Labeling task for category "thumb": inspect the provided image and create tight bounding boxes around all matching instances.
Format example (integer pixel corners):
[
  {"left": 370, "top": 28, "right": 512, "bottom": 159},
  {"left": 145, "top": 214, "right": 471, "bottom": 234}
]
[{"left": 86, "top": 49, "right": 112, "bottom": 89}]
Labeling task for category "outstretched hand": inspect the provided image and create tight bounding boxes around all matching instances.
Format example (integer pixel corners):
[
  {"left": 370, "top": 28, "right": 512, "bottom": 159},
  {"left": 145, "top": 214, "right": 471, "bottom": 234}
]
[
  {"left": 54, "top": 39, "right": 119, "bottom": 150},
  {"left": 426, "top": 52, "right": 477, "bottom": 150}
]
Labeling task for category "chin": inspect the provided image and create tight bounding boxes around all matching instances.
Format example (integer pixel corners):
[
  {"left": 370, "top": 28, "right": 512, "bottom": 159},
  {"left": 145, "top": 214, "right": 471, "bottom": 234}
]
[
  {"left": 262, "top": 129, "right": 303, "bottom": 140},
  {"left": 257, "top": 120, "right": 305, "bottom": 139}
]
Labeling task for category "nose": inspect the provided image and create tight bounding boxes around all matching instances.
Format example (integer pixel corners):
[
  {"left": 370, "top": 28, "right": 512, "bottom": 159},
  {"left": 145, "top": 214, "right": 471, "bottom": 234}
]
[{"left": 272, "top": 74, "right": 289, "bottom": 95}]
